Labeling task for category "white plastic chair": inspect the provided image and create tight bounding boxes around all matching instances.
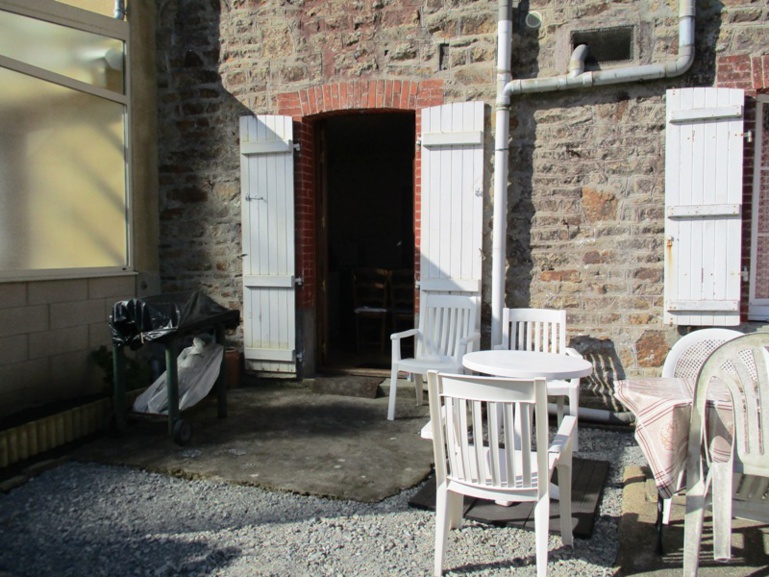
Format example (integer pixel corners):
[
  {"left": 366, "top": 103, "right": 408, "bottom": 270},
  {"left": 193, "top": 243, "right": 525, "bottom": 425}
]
[
  {"left": 683, "top": 332, "right": 769, "bottom": 576},
  {"left": 388, "top": 294, "right": 480, "bottom": 420},
  {"left": 427, "top": 370, "right": 576, "bottom": 577},
  {"left": 497, "top": 308, "right": 582, "bottom": 444},
  {"left": 656, "top": 329, "right": 742, "bottom": 540}
]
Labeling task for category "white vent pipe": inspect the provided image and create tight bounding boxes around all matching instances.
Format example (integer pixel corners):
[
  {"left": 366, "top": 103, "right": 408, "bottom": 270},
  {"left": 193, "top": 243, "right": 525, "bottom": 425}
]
[{"left": 491, "top": 0, "right": 696, "bottom": 347}]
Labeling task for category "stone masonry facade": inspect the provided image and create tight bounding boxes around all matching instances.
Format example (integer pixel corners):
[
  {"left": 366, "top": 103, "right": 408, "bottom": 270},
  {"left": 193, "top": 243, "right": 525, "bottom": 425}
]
[{"left": 155, "top": 0, "right": 769, "bottom": 404}]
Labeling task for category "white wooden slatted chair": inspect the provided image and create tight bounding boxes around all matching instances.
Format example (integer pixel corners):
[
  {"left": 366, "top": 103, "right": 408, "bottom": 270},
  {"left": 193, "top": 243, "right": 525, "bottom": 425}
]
[
  {"left": 427, "top": 370, "right": 576, "bottom": 577},
  {"left": 683, "top": 332, "right": 769, "bottom": 576},
  {"left": 497, "top": 308, "right": 582, "bottom": 447},
  {"left": 387, "top": 294, "right": 479, "bottom": 420}
]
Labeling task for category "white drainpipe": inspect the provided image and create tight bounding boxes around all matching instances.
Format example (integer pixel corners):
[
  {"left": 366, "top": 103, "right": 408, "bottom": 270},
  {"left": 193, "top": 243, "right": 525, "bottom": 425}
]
[
  {"left": 491, "top": 0, "right": 514, "bottom": 348},
  {"left": 490, "top": 0, "right": 696, "bottom": 347}
]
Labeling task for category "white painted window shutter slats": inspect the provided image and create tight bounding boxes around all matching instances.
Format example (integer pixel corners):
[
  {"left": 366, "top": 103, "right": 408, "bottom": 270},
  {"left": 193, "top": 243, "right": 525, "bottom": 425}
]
[
  {"left": 419, "top": 102, "right": 484, "bottom": 316},
  {"left": 664, "top": 88, "right": 745, "bottom": 326},
  {"left": 240, "top": 115, "right": 297, "bottom": 372}
]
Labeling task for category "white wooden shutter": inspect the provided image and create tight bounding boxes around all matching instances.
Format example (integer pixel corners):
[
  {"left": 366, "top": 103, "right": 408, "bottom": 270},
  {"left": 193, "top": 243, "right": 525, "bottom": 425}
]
[
  {"left": 419, "top": 102, "right": 484, "bottom": 309},
  {"left": 664, "top": 87, "right": 744, "bottom": 326},
  {"left": 240, "top": 115, "right": 297, "bottom": 373}
]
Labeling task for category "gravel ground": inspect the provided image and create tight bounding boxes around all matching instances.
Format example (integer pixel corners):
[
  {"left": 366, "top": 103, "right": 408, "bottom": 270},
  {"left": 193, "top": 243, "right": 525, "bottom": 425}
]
[{"left": 0, "top": 425, "right": 641, "bottom": 577}]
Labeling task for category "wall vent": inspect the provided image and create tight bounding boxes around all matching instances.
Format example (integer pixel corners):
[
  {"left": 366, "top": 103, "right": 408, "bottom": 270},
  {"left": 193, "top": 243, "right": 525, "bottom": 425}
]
[{"left": 571, "top": 26, "right": 635, "bottom": 68}]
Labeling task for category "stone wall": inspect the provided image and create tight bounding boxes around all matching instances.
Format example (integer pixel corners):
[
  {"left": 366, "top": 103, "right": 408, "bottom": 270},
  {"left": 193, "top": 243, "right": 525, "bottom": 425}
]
[{"left": 155, "top": 0, "right": 769, "bottom": 390}]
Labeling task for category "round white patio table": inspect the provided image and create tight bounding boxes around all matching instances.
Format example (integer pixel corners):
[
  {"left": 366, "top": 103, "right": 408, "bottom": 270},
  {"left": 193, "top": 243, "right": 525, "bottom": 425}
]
[
  {"left": 460, "top": 349, "right": 594, "bottom": 503},
  {"left": 462, "top": 349, "right": 593, "bottom": 380}
]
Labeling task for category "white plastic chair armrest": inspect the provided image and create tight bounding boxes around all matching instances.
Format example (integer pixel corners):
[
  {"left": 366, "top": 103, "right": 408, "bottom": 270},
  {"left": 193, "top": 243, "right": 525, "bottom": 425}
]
[
  {"left": 391, "top": 328, "right": 419, "bottom": 342},
  {"left": 565, "top": 347, "right": 583, "bottom": 360},
  {"left": 391, "top": 328, "right": 419, "bottom": 363},
  {"left": 461, "top": 332, "right": 481, "bottom": 348},
  {"left": 548, "top": 415, "right": 577, "bottom": 458},
  {"left": 455, "top": 332, "right": 481, "bottom": 363}
]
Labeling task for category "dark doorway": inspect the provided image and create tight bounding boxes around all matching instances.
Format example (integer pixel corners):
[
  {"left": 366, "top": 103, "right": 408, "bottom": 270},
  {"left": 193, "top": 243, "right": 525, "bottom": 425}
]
[{"left": 316, "top": 112, "right": 415, "bottom": 373}]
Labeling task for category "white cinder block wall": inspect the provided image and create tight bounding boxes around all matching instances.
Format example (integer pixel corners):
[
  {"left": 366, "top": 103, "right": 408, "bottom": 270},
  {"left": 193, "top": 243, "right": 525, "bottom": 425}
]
[{"left": 0, "top": 276, "right": 136, "bottom": 420}]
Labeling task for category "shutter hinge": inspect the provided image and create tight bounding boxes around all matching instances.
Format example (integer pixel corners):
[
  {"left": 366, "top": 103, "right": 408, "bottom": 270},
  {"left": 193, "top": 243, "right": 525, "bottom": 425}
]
[
  {"left": 295, "top": 276, "right": 304, "bottom": 286},
  {"left": 744, "top": 130, "right": 753, "bottom": 143},
  {"left": 293, "top": 142, "right": 301, "bottom": 152},
  {"left": 296, "top": 351, "right": 304, "bottom": 363}
]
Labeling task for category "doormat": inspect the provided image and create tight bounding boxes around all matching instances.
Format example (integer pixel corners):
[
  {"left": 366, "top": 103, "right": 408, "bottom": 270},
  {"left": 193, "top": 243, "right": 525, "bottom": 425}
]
[
  {"left": 310, "top": 376, "right": 384, "bottom": 399},
  {"left": 409, "top": 458, "right": 609, "bottom": 538}
]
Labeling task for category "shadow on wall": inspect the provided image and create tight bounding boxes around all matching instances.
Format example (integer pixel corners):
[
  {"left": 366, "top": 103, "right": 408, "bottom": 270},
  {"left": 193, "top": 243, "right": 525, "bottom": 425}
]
[
  {"left": 570, "top": 335, "right": 626, "bottom": 413},
  {"left": 155, "top": 0, "right": 254, "bottom": 322},
  {"left": 504, "top": 1, "right": 724, "bottom": 363}
]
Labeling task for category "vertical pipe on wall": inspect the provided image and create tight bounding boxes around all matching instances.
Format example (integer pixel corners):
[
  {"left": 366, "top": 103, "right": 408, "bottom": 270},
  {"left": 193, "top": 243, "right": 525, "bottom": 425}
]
[
  {"left": 491, "top": 0, "right": 513, "bottom": 347},
  {"left": 491, "top": 0, "right": 696, "bottom": 348}
]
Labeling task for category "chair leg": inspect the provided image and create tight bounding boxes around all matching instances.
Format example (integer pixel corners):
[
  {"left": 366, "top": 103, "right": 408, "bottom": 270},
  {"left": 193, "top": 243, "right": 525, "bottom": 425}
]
[
  {"left": 415, "top": 373, "right": 424, "bottom": 406},
  {"left": 387, "top": 364, "right": 400, "bottom": 420},
  {"left": 711, "top": 462, "right": 733, "bottom": 561},
  {"left": 656, "top": 494, "right": 666, "bottom": 556},
  {"left": 447, "top": 491, "right": 464, "bottom": 530},
  {"left": 556, "top": 396, "right": 565, "bottom": 424},
  {"left": 683, "top": 492, "right": 707, "bottom": 577},
  {"left": 568, "top": 384, "right": 579, "bottom": 452},
  {"left": 534, "top": 493, "right": 551, "bottom": 577},
  {"left": 556, "top": 464, "right": 573, "bottom": 547},
  {"left": 379, "top": 317, "right": 386, "bottom": 354},
  {"left": 434, "top": 484, "right": 452, "bottom": 577}
]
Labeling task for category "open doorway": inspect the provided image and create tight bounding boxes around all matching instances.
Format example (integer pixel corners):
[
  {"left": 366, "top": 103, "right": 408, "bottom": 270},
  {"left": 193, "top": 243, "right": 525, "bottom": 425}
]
[{"left": 316, "top": 112, "right": 415, "bottom": 373}]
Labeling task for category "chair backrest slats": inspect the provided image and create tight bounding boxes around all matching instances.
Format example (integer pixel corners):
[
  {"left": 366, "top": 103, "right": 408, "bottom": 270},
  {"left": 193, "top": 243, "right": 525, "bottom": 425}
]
[
  {"left": 502, "top": 308, "right": 567, "bottom": 354},
  {"left": 431, "top": 372, "right": 546, "bottom": 492},
  {"left": 662, "top": 328, "right": 743, "bottom": 379},
  {"left": 417, "top": 295, "right": 477, "bottom": 360},
  {"left": 694, "top": 333, "right": 769, "bottom": 476}
]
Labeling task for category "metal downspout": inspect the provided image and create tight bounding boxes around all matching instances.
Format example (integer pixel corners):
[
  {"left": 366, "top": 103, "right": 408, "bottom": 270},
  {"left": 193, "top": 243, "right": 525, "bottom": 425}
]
[
  {"left": 490, "top": 0, "right": 696, "bottom": 422},
  {"left": 503, "top": 0, "right": 695, "bottom": 98},
  {"left": 491, "top": 0, "right": 513, "bottom": 347},
  {"left": 491, "top": 0, "right": 695, "bottom": 346}
]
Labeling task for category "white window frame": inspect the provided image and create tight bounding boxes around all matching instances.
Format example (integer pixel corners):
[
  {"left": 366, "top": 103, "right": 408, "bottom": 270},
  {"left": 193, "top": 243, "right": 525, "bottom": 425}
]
[
  {"left": 0, "top": 0, "right": 132, "bottom": 281},
  {"left": 749, "top": 95, "right": 769, "bottom": 321}
]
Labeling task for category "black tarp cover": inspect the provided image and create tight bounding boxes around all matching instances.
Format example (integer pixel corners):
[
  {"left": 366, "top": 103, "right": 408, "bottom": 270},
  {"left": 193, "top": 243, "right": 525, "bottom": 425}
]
[{"left": 110, "top": 291, "right": 239, "bottom": 349}]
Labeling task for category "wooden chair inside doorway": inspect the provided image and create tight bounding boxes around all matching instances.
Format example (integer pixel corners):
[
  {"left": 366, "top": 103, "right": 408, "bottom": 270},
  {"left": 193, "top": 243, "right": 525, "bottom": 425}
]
[{"left": 352, "top": 267, "right": 391, "bottom": 353}]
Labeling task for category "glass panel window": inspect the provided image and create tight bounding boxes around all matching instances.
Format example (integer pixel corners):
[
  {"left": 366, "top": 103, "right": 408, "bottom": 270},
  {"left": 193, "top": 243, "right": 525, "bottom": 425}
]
[
  {"left": 0, "top": 3, "right": 129, "bottom": 277},
  {"left": 0, "top": 67, "right": 127, "bottom": 271},
  {"left": 0, "top": 9, "right": 124, "bottom": 93}
]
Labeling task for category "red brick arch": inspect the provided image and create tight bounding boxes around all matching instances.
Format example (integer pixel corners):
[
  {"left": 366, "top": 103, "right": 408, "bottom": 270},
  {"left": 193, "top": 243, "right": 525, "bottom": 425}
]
[
  {"left": 275, "top": 79, "right": 444, "bottom": 308},
  {"left": 276, "top": 79, "right": 444, "bottom": 118}
]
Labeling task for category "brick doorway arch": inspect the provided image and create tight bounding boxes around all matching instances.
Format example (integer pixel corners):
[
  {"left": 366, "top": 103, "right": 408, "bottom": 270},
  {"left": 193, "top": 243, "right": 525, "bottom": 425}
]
[{"left": 276, "top": 79, "right": 444, "bottom": 374}]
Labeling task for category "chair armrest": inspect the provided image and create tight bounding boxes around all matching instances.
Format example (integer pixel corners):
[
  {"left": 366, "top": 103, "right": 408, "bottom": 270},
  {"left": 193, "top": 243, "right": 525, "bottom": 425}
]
[
  {"left": 391, "top": 328, "right": 419, "bottom": 363},
  {"left": 461, "top": 331, "right": 481, "bottom": 349},
  {"left": 565, "top": 347, "right": 583, "bottom": 360},
  {"left": 391, "top": 328, "right": 418, "bottom": 342},
  {"left": 455, "top": 332, "right": 481, "bottom": 363},
  {"left": 548, "top": 415, "right": 577, "bottom": 457}
]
